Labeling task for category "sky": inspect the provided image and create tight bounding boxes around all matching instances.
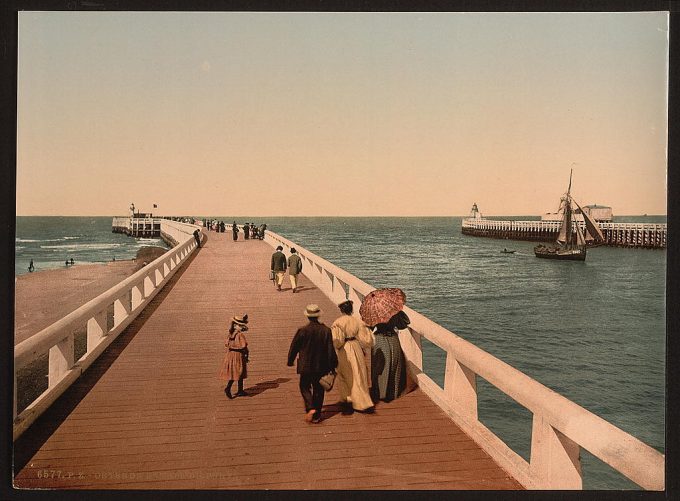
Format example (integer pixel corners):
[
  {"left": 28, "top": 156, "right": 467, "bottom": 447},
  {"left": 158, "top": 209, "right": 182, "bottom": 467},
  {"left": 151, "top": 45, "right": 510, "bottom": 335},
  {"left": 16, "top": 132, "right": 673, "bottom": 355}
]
[{"left": 16, "top": 11, "right": 669, "bottom": 217}]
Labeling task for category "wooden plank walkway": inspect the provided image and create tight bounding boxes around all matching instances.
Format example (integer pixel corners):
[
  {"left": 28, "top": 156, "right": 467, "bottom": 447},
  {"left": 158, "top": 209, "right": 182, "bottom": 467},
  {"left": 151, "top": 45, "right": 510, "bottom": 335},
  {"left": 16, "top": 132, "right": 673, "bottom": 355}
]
[{"left": 14, "top": 232, "right": 522, "bottom": 490}]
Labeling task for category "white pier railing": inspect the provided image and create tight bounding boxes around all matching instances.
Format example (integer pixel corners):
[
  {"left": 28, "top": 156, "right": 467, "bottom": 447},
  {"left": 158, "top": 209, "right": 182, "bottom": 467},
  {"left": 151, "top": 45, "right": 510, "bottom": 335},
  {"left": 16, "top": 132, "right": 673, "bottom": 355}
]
[
  {"left": 263, "top": 230, "right": 664, "bottom": 491},
  {"left": 13, "top": 220, "right": 203, "bottom": 440}
]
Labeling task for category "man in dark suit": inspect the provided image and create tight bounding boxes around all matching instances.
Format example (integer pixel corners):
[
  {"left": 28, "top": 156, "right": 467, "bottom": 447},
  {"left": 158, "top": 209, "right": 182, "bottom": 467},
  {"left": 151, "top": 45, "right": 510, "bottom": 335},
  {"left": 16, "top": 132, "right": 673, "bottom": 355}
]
[
  {"left": 271, "top": 245, "right": 287, "bottom": 291},
  {"left": 287, "top": 304, "right": 338, "bottom": 423}
]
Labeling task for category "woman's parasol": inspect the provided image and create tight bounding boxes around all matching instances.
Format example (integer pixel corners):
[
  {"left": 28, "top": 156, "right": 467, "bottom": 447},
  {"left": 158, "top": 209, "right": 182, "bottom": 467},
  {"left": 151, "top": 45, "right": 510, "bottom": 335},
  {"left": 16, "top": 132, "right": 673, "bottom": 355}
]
[{"left": 359, "top": 288, "right": 406, "bottom": 326}]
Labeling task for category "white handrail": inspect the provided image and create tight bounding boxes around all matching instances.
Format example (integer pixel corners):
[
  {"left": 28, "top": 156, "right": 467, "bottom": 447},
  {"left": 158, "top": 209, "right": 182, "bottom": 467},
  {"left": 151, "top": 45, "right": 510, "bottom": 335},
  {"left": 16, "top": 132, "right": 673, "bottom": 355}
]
[
  {"left": 13, "top": 220, "right": 203, "bottom": 440},
  {"left": 263, "top": 229, "right": 664, "bottom": 490}
]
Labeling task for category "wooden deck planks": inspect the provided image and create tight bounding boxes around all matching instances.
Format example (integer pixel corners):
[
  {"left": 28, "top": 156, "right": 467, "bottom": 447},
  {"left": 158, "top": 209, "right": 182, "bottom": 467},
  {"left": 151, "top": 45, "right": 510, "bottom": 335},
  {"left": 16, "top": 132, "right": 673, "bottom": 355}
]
[{"left": 14, "top": 230, "right": 522, "bottom": 490}]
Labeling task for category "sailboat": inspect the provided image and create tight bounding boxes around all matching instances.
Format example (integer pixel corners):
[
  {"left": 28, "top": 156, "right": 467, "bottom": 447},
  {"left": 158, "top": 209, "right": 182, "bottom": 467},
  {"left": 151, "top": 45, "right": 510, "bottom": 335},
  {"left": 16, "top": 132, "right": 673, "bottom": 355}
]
[{"left": 534, "top": 170, "right": 604, "bottom": 261}]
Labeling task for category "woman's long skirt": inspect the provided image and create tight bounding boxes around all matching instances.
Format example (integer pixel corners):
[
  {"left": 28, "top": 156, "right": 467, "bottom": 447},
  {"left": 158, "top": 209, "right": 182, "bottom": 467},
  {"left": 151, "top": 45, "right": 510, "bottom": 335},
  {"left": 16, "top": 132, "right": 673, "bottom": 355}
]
[
  {"left": 371, "top": 333, "right": 406, "bottom": 402},
  {"left": 336, "top": 339, "right": 373, "bottom": 411}
]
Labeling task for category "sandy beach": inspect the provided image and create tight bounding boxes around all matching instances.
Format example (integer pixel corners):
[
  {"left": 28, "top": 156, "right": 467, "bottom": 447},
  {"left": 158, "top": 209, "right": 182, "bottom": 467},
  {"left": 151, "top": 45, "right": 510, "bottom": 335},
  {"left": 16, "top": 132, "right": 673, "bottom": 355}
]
[{"left": 14, "top": 247, "right": 167, "bottom": 346}]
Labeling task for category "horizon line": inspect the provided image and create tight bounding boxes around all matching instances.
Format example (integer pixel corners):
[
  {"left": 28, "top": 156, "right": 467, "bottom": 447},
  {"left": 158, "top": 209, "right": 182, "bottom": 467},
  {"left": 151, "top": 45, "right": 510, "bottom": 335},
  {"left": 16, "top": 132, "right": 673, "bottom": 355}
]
[{"left": 15, "top": 213, "right": 668, "bottom": 218}]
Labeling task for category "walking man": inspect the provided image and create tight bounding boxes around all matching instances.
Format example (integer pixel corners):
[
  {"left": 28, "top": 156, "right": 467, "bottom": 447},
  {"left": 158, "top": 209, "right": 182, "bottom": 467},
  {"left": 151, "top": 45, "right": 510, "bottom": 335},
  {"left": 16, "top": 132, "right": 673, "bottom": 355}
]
[
  {"left": 243, "top": 222, "right": 250, "bottom": 240},
  {"left": 28, "top": 259, "right": 34, "bottom": 272},
  {"left": 287, "top": 247, "right": 303, "bottom": 293},
  {"left": 287, "top": 304, "right": 338, "bottom": 423},
  {"left": 271, "top": 245, "right": 287, "bottom": 291},
  {"left": 232, "top": 221, "right": 239, "bottom": 241}
]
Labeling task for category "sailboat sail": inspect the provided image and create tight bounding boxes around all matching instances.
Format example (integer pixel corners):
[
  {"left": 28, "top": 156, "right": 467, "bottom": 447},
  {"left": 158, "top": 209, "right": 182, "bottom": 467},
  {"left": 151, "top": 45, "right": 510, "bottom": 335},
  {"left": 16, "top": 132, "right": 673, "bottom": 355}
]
[
  {"left": 575, "top": 221, "right": 586, "bottom": 246},
  {"left": 574, "top": 200, "right": 604, "bottom": 243},
  {"left": 557, "top": 198, "right": 573, "bottom": 245},
  {"left": 557, "top": 216, "right": 568, "bottom": 244}
]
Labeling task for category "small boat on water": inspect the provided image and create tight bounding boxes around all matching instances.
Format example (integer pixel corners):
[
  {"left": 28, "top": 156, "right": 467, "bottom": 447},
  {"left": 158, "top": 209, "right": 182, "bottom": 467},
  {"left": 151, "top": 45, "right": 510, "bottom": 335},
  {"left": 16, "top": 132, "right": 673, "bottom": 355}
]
[
  {"left": 534, "top": 170, "right": 604, "bottom": 261},
  {"left": 500, "top": 248, "right": 516, "bottom": 254}
]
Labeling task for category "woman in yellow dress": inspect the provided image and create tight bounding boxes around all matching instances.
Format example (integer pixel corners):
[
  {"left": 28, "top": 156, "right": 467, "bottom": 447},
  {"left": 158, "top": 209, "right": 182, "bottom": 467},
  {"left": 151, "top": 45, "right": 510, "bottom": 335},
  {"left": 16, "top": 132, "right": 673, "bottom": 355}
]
[{"left": 330, "top": 300, "right": 374, "bottom": 412}]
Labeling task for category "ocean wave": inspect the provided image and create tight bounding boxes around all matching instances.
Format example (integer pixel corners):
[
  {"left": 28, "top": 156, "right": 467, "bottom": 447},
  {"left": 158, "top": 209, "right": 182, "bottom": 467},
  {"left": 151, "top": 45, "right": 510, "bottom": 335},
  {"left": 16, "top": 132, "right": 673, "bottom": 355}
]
[
  {"left": 16, "top": 238, "right": 65, "bottom": 243},
  {"left": 40, "top": 243, "right": 124, "bottom": 251}
]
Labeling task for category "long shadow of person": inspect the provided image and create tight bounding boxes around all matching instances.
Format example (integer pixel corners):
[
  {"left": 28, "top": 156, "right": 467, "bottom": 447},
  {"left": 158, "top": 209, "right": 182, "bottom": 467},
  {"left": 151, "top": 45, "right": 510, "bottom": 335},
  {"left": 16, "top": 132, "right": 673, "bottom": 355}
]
[{"left": 242, "top": 377, "right": 291, "bottom": 397}]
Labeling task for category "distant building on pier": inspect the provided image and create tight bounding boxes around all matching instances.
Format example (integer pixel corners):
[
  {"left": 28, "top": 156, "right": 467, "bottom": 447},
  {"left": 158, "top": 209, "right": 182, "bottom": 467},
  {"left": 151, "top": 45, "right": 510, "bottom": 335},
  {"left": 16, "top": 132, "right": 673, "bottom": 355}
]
[
  {"left": 541, "top": 204, "right": 612, "bottom": 223},
  {"left": 581, "top": 204, "right": 613, "bottom": 222}
]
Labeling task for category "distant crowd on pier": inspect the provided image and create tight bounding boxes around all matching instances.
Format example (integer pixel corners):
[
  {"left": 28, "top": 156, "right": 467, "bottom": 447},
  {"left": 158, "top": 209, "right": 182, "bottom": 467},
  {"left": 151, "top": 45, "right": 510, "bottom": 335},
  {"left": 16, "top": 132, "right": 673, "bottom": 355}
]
[{"left": 202, "top": 220, "right": 267, "bottom": 240}]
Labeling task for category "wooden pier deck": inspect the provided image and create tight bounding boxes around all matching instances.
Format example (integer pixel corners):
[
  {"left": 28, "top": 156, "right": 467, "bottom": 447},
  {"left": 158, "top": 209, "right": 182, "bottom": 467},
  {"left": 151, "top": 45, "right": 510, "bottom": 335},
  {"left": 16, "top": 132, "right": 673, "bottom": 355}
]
[{"left": 13, "top": 232, "right": 521, "bottom": 490}]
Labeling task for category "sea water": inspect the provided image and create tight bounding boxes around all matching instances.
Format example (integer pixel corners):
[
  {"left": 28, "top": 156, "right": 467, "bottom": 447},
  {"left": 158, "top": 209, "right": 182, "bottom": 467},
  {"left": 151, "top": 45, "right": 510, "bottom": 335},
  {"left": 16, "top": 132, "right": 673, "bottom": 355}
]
[
  {"left": 15, "top": 216, "right": 168, "bottom": 276},
  {"left": 14, "top": 216, "right": 666, "bottom": 489}
]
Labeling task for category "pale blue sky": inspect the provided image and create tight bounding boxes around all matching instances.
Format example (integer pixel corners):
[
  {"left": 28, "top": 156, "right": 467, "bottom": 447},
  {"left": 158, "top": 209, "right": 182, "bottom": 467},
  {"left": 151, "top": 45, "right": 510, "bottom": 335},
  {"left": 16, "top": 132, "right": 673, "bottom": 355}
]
[{"left": 17, "top": 12, "right": 668, "bottom": 216}]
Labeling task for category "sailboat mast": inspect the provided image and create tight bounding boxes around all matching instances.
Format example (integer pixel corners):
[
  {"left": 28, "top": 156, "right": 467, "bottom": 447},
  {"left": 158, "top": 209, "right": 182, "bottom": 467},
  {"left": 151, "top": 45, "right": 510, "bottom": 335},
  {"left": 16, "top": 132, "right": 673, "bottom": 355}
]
[
  {"left": 567, "top": 168, "right": 573, "bottom": 197},
  {"left": 565, "top": 169, "right": 574, "bottom": 247}
]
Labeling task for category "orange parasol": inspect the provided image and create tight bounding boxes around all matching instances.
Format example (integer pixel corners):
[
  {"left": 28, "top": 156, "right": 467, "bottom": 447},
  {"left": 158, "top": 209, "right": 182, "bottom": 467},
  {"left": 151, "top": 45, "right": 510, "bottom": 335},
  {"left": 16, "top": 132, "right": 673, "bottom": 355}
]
[{"left": 359, "top": 288, "right": 406, "bottom": 327}]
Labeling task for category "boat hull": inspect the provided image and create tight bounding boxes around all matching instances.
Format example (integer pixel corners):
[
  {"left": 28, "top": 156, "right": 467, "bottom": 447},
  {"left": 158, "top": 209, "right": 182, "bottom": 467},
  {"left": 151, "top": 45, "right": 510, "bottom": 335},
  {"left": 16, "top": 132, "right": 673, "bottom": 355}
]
[{"left": 534, "top": 246, "right": 586, "bottom": 261}]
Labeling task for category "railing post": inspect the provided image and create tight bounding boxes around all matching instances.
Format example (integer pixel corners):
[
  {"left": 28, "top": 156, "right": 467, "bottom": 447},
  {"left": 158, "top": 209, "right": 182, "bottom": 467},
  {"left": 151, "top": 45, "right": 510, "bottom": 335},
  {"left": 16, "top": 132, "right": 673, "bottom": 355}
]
[
  {"left": 399, "top": 328, "right": 423, "bottom": 371},
  {"left": 332, "top": 278, "right": 349, "bottom": 304},
  {"left": 347, "top": 287, "right": 364, "bottom": 314},
  {"left": 444, "top": 355, "right": 478, "bottom": 420},
  {"left": 48, "top": 334, "right": 74, "bottom": 388},
  {"left": 114, "top": 291, "right": 131, "bottom": 327},
  {"left": 530, "top": 413, "right": 582, "bottom": 489},
  {"left": 154, "top": 267, "right": 163, "bottom": 286},
  {"left": 144, "top": 274, "right": 155, "bottom": 297},
  {"left": 321, "top": 269, "right": 334, "bottom": 297},
  {"left": 132, "top": 282, "right": 144, "bottom": 310},
  {"left": 87, "top": 309, "right": 107, "bottom": 352}
]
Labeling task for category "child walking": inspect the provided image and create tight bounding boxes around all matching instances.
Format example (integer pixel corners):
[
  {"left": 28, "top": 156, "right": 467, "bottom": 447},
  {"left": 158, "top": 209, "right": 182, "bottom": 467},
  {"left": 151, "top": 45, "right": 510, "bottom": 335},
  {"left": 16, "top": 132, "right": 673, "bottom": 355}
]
[{"left": 219, "top": 314, "right": 250, "bottom": 399}]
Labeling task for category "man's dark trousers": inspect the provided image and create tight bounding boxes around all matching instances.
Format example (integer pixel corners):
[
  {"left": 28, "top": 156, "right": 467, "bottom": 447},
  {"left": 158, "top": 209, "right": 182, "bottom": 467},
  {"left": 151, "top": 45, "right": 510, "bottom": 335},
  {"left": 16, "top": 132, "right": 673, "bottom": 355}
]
[{"left": 299, "top": 373, "right": 325, "bottom": 414}]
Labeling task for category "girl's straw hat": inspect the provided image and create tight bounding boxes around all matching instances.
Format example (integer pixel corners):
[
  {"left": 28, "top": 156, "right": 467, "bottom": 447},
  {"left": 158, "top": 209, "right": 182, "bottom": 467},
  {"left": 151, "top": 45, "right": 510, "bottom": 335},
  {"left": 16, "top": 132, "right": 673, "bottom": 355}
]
[{"left": 232, "top": 314, "right": 249, "bottom": 326}]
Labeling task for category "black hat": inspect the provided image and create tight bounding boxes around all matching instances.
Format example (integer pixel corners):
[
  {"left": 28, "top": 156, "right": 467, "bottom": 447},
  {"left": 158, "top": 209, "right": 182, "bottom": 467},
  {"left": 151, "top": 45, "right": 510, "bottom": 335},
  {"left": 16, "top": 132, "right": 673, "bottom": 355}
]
[{"left": 276, "top": 246, "right": 283, "bottom": 251}]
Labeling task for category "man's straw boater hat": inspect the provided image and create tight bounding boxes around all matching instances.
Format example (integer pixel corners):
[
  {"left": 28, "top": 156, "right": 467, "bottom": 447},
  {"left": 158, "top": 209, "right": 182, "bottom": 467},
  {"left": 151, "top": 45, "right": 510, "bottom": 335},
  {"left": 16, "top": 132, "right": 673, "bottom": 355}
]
[
  {"left": 232, "top": 314, "right": 249, "bottom": 326},
  {"left": 304, "top": 304, "right": 321, "bottom": 318}
]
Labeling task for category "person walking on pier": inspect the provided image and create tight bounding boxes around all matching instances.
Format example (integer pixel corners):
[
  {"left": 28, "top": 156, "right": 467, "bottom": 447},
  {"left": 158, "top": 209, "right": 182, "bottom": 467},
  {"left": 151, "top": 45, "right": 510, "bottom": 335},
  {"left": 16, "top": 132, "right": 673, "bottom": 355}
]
[
  {"left": 287, "top": 248, "right": 302, "bottom": 293},
  {"left": 232, "top": 221, "right": 239, "bottom": 241},
  {"left": 219, "top": 315, "right": 250, "bottom": 399},
  {"left": 193, "top": 229, "right": 201, "bottom": 247},
  {"left": 331, "top": 300, "right": 375, "bottom": 413},
  {"left": 28, "top": 259, "right": 34, "bottom": 272},
  {"left": 287, "top": 305, "right": 338, "bottom": 423},
  {"left": 371, "top": 311, "right": 409, "bottom": 402},
  {"left": 243, "top": 222, "right": 250, "bottom": 240},
  {"left": 271, "top": 245, "right": 287, "bottom": 291}
]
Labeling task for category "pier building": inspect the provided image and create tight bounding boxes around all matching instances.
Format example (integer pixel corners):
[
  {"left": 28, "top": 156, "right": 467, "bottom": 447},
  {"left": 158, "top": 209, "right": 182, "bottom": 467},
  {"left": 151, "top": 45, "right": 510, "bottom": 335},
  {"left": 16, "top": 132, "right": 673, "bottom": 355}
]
[
  {"left": 462, "top": 205, "right": 666, "bottom": 248},
  {"left": 11, "top": 218, "right": 664, "bottom": 490}
]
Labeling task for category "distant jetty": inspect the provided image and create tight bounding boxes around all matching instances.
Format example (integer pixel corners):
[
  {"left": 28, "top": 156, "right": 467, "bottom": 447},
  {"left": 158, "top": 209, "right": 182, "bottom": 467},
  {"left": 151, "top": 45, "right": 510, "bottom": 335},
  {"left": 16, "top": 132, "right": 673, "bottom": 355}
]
[{"left": 461, "top": 204, "right": 666, "bottom": 249}]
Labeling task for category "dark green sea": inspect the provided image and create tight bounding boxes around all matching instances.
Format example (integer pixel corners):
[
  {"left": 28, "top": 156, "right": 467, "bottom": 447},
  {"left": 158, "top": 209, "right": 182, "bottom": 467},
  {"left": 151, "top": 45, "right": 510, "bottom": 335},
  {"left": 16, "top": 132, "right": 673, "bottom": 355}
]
[{"left": 15, "top": 216, "right": 666, "bottom": 489}]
